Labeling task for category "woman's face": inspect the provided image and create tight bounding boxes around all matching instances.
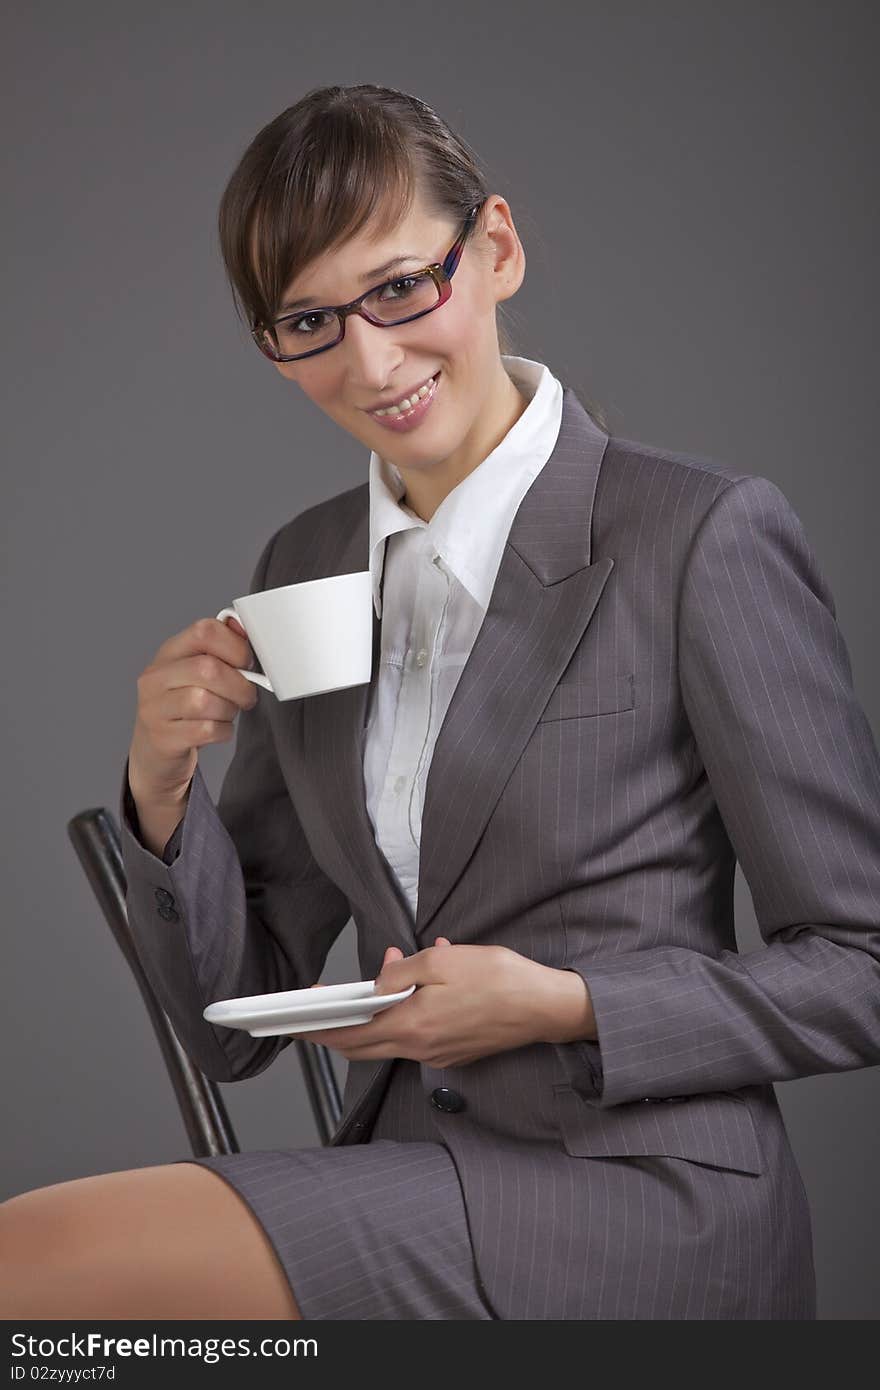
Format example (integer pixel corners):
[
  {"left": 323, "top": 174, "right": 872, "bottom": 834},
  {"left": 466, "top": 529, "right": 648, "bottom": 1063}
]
[{"left": 270, "top": 190, "right": 525, "bottom": 511}]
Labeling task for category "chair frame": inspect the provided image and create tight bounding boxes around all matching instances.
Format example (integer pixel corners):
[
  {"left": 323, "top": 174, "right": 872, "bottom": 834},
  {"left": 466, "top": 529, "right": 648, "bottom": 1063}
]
[{"left": 67, "top": 806, "right": 343, "bottom": 1156}]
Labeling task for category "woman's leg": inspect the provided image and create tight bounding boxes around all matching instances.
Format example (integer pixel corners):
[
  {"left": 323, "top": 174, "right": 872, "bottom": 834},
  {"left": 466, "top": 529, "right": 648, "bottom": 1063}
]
[{"left": 0, "top": 1163, "right": 302, "bottom": 1320}]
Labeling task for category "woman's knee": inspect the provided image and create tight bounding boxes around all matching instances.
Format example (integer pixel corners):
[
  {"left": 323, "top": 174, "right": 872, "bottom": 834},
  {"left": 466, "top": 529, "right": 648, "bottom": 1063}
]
[{"left": 0, "top": 1163, "right": 301, "bottom": 1320}]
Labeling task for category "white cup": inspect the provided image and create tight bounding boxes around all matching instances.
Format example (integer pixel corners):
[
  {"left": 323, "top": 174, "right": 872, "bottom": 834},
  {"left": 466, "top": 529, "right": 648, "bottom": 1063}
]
[{"left": 216, "top": 570, "right": 373, "bottom": 701}]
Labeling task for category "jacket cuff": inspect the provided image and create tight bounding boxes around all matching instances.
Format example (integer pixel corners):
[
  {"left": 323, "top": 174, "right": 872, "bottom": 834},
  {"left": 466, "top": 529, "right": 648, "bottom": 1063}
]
[
  {"left": 555, "top": 948, "right": 753, "bottom": 1108},
  {"left": 552, "top": 966, "right": 605, "bottom": 1103}
]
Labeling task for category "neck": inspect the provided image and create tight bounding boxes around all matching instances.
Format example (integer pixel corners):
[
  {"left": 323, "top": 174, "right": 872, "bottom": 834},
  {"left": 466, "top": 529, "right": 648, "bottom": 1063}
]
[{"left": 397, "top": 361, "right": 529, "bottom": 523}]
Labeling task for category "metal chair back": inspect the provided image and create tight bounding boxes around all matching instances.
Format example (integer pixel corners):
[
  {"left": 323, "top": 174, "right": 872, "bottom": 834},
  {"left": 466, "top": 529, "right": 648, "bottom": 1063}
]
[{"left": 67, "top": 807, "right": 343, "bottom": 1155}]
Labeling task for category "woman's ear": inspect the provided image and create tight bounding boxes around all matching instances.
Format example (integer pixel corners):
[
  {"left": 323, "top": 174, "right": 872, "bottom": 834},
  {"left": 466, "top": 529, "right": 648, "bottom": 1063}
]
[{"left": 481, "top": 194, "right": 526, "bottom": 305}]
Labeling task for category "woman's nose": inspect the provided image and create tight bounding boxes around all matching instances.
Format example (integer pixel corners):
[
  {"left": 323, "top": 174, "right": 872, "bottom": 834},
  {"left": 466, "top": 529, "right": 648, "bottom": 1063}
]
[{"left": 342, "top": 312, "right": 404, "bottom": 384}]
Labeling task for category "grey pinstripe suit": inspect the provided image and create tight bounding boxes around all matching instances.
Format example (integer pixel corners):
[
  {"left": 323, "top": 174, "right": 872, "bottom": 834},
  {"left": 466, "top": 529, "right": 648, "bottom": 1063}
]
[{"left": 119, "top": 386, "right": 880, "bottom": 1318}]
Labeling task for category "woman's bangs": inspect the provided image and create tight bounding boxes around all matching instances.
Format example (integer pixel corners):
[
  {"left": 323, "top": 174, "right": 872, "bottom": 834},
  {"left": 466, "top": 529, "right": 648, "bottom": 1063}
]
[{"left": 249, "top": 155, "right": 417, "bottom": 327}]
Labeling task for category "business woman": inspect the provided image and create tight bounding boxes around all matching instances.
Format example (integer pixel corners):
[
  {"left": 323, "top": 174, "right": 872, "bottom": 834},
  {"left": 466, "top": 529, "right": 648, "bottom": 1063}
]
[{"left": 3, "top": 84, "right": 879, "bottom": 1321}]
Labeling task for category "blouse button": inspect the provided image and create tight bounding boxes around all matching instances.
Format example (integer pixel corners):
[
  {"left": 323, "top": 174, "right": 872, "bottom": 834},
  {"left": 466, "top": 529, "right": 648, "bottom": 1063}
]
[
  {"left": 415, "top": 648, "right": 428, "bottom": 667},
  {"left": 394, "top": 775, "right": 406, "bottom": 795}
]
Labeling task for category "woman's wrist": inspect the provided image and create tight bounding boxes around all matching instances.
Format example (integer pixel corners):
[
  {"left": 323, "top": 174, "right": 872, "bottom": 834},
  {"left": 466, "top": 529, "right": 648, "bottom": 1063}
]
[{"left": 536, "top": 967, "right": 598, "bottom": 1044}]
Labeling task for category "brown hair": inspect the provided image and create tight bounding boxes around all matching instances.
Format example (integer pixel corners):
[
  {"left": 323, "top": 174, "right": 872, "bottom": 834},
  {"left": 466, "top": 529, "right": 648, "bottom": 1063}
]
[{"left": 217, "top": 83, "right": 608, "bottom": 430}]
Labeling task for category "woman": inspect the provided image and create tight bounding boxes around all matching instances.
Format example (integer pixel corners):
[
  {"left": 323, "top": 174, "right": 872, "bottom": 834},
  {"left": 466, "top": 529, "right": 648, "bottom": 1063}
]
[{"left": 3, "top": 84, "right": 879, "bottom": 1321}]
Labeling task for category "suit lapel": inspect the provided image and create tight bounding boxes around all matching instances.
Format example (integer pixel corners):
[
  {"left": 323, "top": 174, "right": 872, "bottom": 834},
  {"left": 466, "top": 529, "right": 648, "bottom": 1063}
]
[
  {"left": 416, "top": 389, "right": 612, "bottom": 936},
  {"left": 302, "top": 386, "right": 612, "bottom": 952}
]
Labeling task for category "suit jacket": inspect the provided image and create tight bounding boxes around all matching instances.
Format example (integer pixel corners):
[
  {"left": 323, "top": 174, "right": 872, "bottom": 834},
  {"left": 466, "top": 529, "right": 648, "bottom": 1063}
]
[{"left": 119, "top": 387, "right": 880, "bottom": 1319}]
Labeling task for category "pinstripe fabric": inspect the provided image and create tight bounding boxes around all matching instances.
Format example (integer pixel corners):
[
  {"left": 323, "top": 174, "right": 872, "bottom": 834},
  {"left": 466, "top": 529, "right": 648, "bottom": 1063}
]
[
  {"left": 187, "top": 1134, "right": 494, "bottom": 1320},
  {"left": 118, "top": 385, "right": 880, "bottom": 1319}
]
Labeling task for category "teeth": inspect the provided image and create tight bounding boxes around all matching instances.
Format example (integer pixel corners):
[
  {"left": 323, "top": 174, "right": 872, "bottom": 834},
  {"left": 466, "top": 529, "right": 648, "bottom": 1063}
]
[{"left": 371, "top": 375, "right": 436, "bottom": 417}]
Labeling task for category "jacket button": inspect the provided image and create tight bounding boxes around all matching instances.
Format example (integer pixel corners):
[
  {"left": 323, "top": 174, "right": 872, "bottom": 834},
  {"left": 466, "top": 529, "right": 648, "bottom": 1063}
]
[
  {"left": 157, "top": 904, "right": 179, "bottom": 922},
  {"left": 430, "top": 1087, "right": 466, "bottom": 1114},
  {"left": 154, "top": 887, "right": 175, "bottom": 908}
]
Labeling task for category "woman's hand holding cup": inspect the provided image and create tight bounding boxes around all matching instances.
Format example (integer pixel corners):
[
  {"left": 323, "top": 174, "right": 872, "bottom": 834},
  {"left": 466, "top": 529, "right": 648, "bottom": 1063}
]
[{"left": 127, "top": 615, "right": 260, "bottom": 807}]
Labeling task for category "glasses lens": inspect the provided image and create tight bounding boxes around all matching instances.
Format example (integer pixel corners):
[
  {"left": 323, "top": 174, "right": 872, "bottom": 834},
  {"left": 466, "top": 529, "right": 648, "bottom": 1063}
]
[
  {"left": 362, "top": 271, "right": 441, "bottom": 325},
  {"left": 268, "top": 310, "right": 343, "bottom": 360}
]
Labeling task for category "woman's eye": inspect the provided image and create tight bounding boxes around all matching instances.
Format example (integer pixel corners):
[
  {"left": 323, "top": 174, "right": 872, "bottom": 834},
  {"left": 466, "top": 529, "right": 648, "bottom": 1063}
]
[
  {"left": 290, "top": 312, "right": 331, "bottom": 335},
  {"left": 379, "top": 276, "right": 419, "bottom": 300}
]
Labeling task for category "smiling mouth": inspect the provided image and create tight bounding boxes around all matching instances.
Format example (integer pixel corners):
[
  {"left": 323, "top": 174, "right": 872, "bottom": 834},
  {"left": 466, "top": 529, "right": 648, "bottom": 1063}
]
[{"left": 366, "top": 372, "right": 440, "bottom": 417}]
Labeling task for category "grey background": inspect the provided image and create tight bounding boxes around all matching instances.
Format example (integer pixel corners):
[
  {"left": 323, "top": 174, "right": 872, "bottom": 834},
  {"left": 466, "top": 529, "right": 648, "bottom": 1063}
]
[{"left": 2, "top": 1, "right": 877, "bottom": 1320}]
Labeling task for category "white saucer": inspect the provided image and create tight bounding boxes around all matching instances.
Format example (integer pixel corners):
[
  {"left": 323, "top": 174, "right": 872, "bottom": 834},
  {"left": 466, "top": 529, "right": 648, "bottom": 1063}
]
[{"left": 203, "top": 980, "right": 416, "bottom": 1037}]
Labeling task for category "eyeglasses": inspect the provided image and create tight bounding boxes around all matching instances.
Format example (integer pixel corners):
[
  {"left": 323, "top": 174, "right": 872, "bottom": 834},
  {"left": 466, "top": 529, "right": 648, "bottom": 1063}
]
[{"left": 251, "top": 201, "right": 483, "bottom": 363}]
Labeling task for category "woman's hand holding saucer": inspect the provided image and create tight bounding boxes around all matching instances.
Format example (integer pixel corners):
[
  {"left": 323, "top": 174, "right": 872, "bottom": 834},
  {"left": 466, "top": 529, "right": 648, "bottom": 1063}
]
[{"left": 291, "top": 938, "right": 590, "bottom": 1068}]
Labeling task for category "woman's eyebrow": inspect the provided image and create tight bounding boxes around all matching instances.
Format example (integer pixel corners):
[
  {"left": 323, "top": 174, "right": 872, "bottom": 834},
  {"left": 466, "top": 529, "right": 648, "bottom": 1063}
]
[{"left": 280, "top": 254, "right": 423, "bottom": 313}]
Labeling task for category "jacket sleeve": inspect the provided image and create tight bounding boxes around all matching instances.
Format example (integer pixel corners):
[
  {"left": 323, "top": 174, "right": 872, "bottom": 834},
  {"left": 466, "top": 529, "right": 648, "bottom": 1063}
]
[
  {"left": 555, "top": 474, "right": 880, "bottom": 1108},
  {"left": 118, "top": 527, "right": 353, "bottom": 1083}
]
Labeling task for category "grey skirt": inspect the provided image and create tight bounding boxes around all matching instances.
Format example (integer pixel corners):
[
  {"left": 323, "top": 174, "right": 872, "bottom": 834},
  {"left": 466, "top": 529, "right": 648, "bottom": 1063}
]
[{"left": 178, "top": 1057, "right": 496, "bottom": 1320}]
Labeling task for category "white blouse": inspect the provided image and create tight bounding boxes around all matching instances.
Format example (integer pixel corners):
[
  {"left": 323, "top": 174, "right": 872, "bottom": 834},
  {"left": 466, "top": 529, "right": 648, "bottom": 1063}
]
[{"left": 362, "top": 355, "right": 564, "bottom": 919}]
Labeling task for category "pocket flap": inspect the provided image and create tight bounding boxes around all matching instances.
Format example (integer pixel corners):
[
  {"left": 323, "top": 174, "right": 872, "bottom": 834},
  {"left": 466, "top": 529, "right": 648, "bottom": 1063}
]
[
  {"left": 553, "top": 1084, "right": 763, "bottom": 1175},
  {"left": 538, "top": 673, "right": 635, "bottom": 723}
]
